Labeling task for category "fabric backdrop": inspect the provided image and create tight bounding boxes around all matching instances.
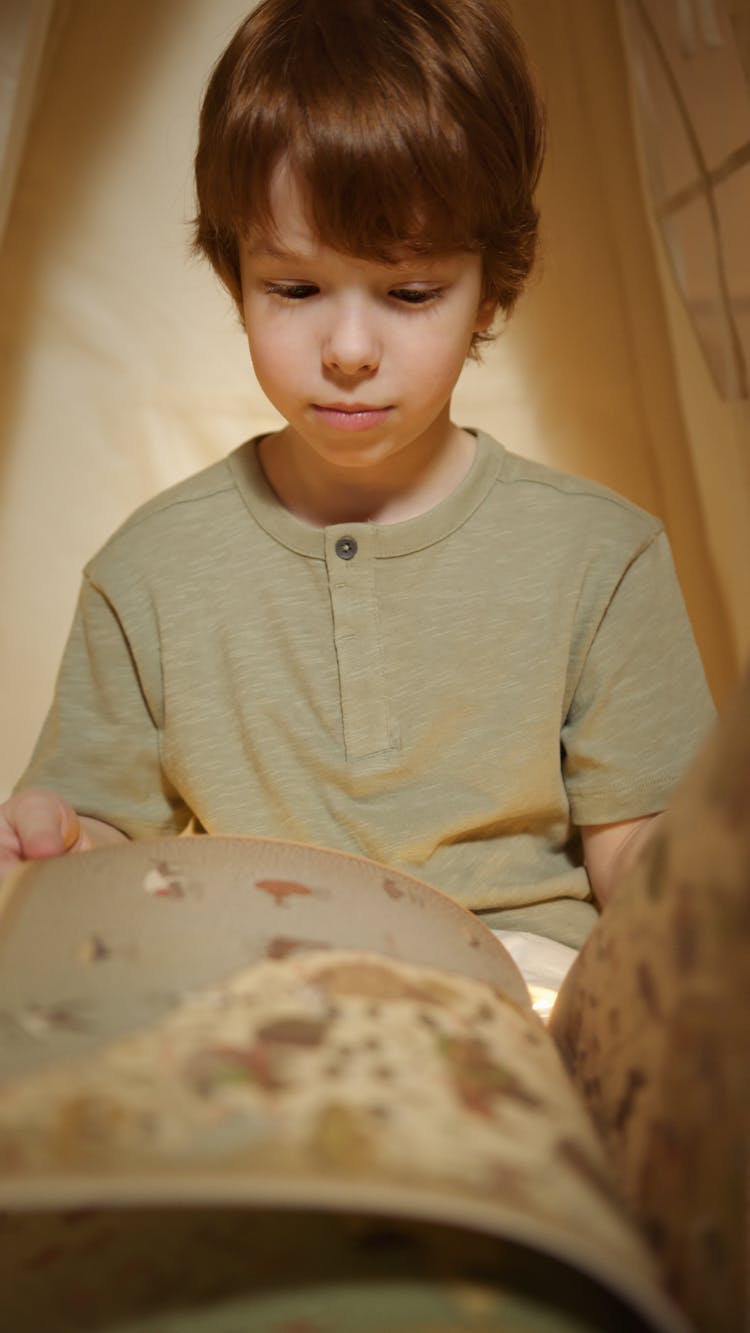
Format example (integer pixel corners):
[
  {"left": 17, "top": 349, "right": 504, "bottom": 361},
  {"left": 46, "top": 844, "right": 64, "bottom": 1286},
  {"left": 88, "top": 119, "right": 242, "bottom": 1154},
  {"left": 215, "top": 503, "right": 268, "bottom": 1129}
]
[{"left": 0, "top": 0, "right": 746, "bottom": 799}]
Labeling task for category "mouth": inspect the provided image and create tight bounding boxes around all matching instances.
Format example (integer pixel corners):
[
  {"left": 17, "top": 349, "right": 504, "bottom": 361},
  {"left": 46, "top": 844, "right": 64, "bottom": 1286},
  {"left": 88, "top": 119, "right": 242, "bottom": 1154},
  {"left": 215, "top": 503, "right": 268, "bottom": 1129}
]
[{"left": 312, "top": 403, "right": 392, "bottom": 432}]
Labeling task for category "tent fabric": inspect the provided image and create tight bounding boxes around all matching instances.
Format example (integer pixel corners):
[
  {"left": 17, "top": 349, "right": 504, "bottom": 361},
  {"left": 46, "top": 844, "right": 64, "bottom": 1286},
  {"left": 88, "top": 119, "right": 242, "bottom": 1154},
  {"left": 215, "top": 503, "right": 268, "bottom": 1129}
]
[{"left": 0, "top": 0, "right": 745, "bottom": 798}]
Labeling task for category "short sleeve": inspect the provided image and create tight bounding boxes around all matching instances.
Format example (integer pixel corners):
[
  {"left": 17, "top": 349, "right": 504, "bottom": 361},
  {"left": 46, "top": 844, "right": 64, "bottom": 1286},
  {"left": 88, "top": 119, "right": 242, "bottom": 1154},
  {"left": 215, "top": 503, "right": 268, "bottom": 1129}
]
[
  {"left": 15, "top": 573, "right": 191, "bottom": 838},
  {"left": 561, "top": 529, "right": 715, "bottom": 825}
]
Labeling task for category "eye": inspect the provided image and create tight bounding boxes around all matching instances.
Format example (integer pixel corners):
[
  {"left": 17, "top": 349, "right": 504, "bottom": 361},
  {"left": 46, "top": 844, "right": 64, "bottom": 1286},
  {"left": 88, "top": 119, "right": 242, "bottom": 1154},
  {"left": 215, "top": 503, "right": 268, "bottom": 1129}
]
[
  {"left": 389, "top": 286, "right": 444, "bottom": 306},
  {"left": 264, "top": 282, "right": 319, "bottom": 300}
]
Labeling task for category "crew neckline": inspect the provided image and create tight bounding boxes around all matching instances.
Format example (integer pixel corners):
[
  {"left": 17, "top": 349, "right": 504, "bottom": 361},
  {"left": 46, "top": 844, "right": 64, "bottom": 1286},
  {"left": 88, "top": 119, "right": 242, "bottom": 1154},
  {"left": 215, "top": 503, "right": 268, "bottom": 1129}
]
[{"left": 227, "top": 429, "right": 505, "bottom": 559}]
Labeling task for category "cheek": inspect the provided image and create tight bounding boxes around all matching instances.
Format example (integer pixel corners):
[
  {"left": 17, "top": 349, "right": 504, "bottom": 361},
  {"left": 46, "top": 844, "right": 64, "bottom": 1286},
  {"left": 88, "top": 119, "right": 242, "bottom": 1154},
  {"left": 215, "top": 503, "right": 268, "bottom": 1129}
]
[
  {"left": 244, "top": 318, "right": 297, "bottom": 392},
  {"left": 409, "top": 326, "right": 474, "bottom": 399}
]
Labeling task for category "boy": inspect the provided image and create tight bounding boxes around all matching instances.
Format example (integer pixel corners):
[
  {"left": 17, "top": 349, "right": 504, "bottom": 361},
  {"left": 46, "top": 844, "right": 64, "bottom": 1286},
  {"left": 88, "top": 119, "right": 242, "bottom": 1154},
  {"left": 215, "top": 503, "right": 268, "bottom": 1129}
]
[{"left": 0, "top": 0, "right": 713, "bottom": 953}]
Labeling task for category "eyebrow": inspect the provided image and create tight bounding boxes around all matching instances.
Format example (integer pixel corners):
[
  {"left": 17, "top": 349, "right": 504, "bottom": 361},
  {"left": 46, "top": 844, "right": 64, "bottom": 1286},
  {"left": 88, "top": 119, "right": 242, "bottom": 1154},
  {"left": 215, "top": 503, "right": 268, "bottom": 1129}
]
[
  {"left": 249, "top": 242, "right": 312, "bottom": 262},
  {"left": 248, "top": 243, "right": 445, "bottom": 274}
]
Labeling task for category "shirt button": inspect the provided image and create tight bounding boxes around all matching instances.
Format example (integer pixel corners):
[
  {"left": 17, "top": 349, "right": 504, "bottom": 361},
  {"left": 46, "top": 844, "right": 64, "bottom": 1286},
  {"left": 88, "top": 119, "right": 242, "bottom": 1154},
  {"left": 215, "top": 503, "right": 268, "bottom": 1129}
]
[{"left": 335, "top": 536, "right": 358, "bottom": 560}]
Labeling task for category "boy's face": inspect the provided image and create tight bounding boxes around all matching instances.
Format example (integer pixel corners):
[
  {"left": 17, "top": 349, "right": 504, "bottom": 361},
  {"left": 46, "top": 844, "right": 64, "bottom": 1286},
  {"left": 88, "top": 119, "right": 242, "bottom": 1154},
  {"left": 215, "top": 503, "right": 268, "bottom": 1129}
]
[{"left": 238, "top": 166, "right": 495, "bottom": 486}]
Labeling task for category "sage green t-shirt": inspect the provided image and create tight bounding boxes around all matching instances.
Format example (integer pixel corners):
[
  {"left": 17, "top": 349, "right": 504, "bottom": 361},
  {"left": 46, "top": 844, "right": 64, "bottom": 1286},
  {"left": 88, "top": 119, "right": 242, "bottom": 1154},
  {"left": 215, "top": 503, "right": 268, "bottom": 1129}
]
[{"left": 18, "top": 432, "right": 714, "bottom": 947}]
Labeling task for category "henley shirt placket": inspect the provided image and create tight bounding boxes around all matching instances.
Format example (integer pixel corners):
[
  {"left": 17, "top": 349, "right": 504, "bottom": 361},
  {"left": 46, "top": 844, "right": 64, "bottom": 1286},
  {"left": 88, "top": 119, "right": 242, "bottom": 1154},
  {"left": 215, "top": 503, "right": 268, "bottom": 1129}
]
[{"left": 324, "top": 525, "right": 393, "bottom": 761}]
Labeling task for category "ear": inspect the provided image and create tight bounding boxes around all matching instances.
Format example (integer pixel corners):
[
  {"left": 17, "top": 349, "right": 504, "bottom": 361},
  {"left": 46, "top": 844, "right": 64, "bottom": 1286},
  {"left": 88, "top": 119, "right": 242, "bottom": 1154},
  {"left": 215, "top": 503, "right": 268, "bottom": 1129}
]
[{"left": 473, "top": 296, "right": 498, "bottom": 334}]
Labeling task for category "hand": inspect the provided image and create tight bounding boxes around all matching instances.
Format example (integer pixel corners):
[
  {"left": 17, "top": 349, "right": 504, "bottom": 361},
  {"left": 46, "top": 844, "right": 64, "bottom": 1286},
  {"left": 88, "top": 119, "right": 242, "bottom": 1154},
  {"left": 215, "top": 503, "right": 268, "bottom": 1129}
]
[
  {"left": 580, "top": 812, "right": 662, "bottom": 908},
  {"left": 0, "top": 788, "right": 92, "bottom": 883}
]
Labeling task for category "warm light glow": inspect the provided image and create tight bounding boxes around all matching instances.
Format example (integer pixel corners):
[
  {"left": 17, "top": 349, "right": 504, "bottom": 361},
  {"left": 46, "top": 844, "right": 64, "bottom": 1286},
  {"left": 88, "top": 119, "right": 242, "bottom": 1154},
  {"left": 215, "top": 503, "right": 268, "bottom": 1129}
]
[{"left": 528, "top": 984, "right": 558, "bottom": 1024}]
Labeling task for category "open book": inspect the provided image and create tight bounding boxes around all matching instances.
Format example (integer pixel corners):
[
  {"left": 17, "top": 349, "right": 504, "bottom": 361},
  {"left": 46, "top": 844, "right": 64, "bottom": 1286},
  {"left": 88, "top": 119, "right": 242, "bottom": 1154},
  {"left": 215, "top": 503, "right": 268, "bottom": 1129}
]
[{"left": 0, "top": 836, "right": 691, "bottom": 1332}]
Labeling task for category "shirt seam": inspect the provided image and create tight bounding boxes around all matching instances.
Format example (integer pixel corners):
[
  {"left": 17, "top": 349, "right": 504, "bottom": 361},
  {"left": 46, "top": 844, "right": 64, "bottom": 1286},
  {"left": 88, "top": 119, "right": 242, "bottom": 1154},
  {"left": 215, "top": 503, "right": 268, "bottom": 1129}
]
[{"left": 567, "top": 767, "right": 684, "bottom": 799}]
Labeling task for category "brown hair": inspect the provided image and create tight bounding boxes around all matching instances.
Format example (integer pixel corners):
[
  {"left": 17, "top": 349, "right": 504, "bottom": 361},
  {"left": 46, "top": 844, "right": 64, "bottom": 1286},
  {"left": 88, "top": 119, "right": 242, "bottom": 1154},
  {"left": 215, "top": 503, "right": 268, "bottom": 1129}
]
[{"left": 194, "top": 0, "right": 545, "bottom": 352}]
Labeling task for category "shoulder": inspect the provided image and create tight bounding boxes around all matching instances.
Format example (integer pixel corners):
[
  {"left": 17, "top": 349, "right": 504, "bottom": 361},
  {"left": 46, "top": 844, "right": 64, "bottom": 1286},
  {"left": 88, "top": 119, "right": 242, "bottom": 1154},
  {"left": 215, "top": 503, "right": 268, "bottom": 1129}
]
[
  {"left": 472, "top": 432, "right": 664, "bottom": 573},
  {"left": 93, "top": 454, "right": 237, "bottom": 552},
  {"left": 493, "top": 438, "right": 660, "bottom": 540},
  {"left": 84, "top": 441, "right": 260, "bottom": 587}
]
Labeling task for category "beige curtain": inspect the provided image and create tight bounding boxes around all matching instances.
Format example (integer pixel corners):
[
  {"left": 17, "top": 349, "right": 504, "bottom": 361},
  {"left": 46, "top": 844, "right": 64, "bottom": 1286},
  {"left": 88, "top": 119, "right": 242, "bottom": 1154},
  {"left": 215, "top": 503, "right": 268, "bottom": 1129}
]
[{"left": 0, "top": 0, "right": 743, "bottom": 799}]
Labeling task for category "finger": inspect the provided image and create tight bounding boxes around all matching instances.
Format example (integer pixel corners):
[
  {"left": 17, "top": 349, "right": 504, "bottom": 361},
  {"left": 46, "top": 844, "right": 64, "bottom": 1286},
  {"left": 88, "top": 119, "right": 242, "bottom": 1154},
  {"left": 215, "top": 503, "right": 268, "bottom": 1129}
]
[
  {"left": 58, "top": 803, "right": 91, "bottom": 854},
  {"left": 69, "top": 820, "right": 93, "bottom": 854},
  {"left": 13, "top": 791, "right": 80, "bottom": 860}
]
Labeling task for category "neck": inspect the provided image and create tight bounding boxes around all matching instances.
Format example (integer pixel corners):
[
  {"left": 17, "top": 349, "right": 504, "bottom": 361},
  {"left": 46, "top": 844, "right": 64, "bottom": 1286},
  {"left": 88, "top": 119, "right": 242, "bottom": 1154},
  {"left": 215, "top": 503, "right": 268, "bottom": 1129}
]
[{"left": 259, "top": 422, "right": 476, "bottom": 527}]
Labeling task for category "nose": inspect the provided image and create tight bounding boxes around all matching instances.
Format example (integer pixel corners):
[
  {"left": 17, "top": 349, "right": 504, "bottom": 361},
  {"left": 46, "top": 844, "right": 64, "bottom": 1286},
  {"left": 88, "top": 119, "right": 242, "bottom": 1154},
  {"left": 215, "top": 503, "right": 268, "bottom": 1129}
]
[{"left": 322, "top": 298, "right": 381, "bottom": 376}]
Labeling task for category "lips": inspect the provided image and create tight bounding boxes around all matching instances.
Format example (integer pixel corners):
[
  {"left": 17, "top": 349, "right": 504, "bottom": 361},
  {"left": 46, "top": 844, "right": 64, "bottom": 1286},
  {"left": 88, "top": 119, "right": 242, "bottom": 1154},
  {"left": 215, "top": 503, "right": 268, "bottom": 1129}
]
[
  {"left": 312, "top": 403, "right": 392, "bottom": 432},
  {"left": 317, "top": 402, "right": 388, "bottom": 413}
]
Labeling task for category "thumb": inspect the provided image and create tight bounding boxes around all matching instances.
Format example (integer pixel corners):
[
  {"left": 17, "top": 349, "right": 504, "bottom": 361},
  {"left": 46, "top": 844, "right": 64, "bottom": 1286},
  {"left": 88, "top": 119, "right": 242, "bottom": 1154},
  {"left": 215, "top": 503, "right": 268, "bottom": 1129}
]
[{"left": 13, "top": 791, "right": 88, "bottom": 860}]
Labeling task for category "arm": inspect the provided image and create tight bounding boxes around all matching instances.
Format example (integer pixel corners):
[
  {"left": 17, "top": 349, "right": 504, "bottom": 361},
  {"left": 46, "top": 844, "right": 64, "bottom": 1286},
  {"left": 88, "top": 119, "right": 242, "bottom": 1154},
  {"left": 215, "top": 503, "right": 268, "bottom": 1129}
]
[
  {"left": 563, "top": 531, "right": 713, "bottom": 910},
  {"left": 0, "top": 788, "right": 127, "bottom": 883},
  {"left": 14, "top": 572, "right": 191, "bottom": 848},
  {"left": 580, "top": 812, "right": 663, "bottom": 909}
]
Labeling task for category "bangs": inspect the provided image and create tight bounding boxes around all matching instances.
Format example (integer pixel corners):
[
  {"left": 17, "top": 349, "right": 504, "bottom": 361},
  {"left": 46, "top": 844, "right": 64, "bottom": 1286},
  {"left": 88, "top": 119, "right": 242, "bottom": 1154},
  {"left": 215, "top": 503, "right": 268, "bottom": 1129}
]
[
  {"left": 236, "top": 125, "right": 481, "bottom": 266},
  {"left": 195, "top": 0, "right": 544, "bottom": 319},
  {"left": 199, "top": 2, "right": 493, "bottom": 261}
]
